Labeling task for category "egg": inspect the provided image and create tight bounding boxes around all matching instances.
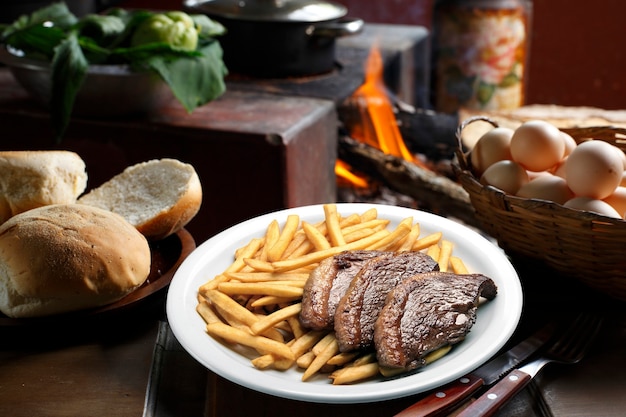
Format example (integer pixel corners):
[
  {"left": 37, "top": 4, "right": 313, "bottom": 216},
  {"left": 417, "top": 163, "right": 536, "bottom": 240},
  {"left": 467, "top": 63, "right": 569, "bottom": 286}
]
[
  {"left": 561, "top": 131, "right": 577, "bottom": 157},
  {"left": 510, "top": 120, "right": 565, "bottom": 172},
  {"left": 603, "top": 186, "right": 626, "bottom": 218},
  {"left": 516, "top": 174, "right": 575, "bottom": 204},
  {"left": 613, "top": 144, "right": 626, "bottom": 169},
  {"left": 565, "top": 140, "right": 624, "bottom": 199},
  {"left": 470, "top": 127, "right": 514, "bottom": 176},
  {"left": 552, "top": 156, "right": 568, "bottom": 179},
  {"left": 564, "top": 196, "right": 622, "bottom": 218},
  {"left": 480, "top": 160, "right": 529, "bottom": 195},
  {"left": 526, "top": 170, "right": 552, "bottom": 181}
]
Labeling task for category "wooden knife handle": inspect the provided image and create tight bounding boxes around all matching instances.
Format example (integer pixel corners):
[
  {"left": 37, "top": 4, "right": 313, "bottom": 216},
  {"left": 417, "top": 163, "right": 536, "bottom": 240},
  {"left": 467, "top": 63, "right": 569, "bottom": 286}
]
[
  {"left": 454, "top": 369, "right": 532, "bottom": 417},
  {"left": 393, "top": 374, "right": 484, "bottom": 417}
]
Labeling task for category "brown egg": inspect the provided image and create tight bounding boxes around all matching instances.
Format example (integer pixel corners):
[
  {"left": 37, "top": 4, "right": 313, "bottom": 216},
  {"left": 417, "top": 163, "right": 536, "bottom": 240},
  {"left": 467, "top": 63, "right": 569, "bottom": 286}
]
[
  {"left": 552, "top": 156, "right": 568, "bottom": 179},
  {"left": 564, "top": 197, "right": 622, "bottom": 218},
  {"left": 613, "top": 144, "right": 626, "bottom": 169},
  {"left": 565, "top": 140, "right": 624, "bottom": 199},
  {"left": 526, "top": 170, "right": 552, "bottom": 181},
  {"left": 470, "top": 127, "right": 514, "bottom": 176},
  {"left": 603, "top": 186, "right": 626, "bottom": 218},
  {"left": 516, "top": 175, "right": 575, "bottom": 205},
  {"left": 561, "top": 131, "right": 577, "bottom": 158},
  {"left": 510, "top": 120, "right": 565, "bottom": 172},
  {"left": 480, "top": 160, "right": 529, "bottom": 195}
]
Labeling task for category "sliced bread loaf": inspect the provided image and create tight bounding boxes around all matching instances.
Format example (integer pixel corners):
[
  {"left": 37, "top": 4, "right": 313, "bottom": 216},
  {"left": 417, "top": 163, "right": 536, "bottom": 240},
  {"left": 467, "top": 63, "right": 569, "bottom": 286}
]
[
  {"left": 78, "top": 158, "right": 202, "bottom": 240},
  {"left": 0, "top": 150, "right": 88, "bottom": 224}
]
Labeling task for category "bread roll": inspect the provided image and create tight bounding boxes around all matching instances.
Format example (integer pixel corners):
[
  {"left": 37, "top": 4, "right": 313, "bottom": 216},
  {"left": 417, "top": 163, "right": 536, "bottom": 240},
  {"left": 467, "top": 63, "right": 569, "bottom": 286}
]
[
  {"left": 0, "top": 150, "right": 88, "bottom": 224},
  {"left": 78, "top": 158, "right": 202, "bottom": 240},
  {"left": 0, "top": 204, "right": 151, "bottom": 318}
]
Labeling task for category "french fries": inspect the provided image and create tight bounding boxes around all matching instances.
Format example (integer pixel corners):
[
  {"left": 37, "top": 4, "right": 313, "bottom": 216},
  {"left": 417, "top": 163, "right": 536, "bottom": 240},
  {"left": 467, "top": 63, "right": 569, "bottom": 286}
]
[{"left": 196, "top": 204, "right": 472, "bottom": 384}]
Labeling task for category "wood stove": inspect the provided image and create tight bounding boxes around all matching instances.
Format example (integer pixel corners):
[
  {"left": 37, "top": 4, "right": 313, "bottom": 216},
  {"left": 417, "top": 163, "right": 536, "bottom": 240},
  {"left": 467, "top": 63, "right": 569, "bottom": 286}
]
[{"left": 0, "top": 23, "right": 429, "bottom": 243}]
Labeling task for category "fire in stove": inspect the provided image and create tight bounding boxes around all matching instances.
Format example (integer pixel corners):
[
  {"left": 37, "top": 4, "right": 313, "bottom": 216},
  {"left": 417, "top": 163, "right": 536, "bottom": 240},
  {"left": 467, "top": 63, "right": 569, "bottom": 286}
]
[
  {"left": 336, "top": 44, "right": 426, "bottom": 190},
  {"left": 336, "top": 45, "right": 477, "bottom": 226}
]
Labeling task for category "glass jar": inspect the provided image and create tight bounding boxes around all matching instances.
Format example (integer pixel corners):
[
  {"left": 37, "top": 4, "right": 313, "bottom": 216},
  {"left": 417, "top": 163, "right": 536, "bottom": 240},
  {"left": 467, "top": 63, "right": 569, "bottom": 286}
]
[{"left": 431, "top": 0, "right": 532, "bottom": 113}]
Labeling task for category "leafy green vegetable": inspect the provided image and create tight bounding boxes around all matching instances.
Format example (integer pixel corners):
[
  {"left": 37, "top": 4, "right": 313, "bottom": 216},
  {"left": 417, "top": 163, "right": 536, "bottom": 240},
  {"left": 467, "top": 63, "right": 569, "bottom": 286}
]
[
  {"left": 1, "top": 2, "right": 78, "bottom": 39},
  {"left": 76, "top": 14, "right": 126, "bottom": 45},
  {"left": 1, "top": 2, "right": 78, "bottom": 59},
  {"left": 193, "top": 14, "right": 229, "bottom": 39},
  {"left": 0, "top": 2, "right": 228, "bottom": 141},
  {"left": 131, "top": 11, "right": 198, "bottom": 52},
  {"left": 51, "top": 33, "right": 88, "bottom": 138},
  {"left": 147, "top": 41, "right": 227, "bottom": 111}
]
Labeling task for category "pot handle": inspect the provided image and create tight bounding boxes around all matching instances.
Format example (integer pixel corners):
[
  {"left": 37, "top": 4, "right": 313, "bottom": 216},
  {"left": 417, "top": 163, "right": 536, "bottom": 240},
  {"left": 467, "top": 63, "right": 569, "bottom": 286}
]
[{"left": 308, "top": 18, "right": 364, "bottom": 38}]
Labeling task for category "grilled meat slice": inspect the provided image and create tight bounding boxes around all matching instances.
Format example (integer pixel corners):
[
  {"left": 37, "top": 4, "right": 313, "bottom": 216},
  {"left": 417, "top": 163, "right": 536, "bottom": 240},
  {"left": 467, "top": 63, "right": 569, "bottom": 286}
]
[
  {"left": 374, "top": 272, "right": 497, "bottom": 372},
  {"left": 334, "top": 251, "right": 439, "bottom": 352},
  {"left": 300, "top": 250, "right": 390, "bottom": 330}
]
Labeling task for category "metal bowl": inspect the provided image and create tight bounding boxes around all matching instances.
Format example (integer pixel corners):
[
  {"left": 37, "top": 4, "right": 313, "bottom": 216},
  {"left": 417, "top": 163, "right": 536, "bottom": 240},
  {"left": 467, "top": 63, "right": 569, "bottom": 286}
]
[{"left": 0, "top": 47, "right": 174, "bottom": 117}]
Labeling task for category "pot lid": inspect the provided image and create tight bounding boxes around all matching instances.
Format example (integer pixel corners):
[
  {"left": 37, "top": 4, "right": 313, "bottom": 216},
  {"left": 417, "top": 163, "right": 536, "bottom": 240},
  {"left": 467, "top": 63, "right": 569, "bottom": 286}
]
[{"left": 183, "top": 0, "right": 347, "bottom": 22}]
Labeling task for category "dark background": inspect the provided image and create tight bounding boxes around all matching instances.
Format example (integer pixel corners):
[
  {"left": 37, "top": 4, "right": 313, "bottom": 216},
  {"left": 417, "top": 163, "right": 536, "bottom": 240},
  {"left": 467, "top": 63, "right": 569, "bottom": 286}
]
[{"left": 119, "top": 0, "right": 626, "bottom": 111}]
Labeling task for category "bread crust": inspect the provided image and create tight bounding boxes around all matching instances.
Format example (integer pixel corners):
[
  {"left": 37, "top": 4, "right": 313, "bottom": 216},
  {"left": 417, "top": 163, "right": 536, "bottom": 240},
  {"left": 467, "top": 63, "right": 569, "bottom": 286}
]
[
  {"left": 78, "top": 158, "right": 202, "bottom": 240},
  {"left": 135, "top": 167, "right": 202, "bottom": 240},
  {"left": 0, "top": 150, "right": 87, "bottom": 224},
  {"left": 0, "top": 204, "right": 151, "bottom": 318}
]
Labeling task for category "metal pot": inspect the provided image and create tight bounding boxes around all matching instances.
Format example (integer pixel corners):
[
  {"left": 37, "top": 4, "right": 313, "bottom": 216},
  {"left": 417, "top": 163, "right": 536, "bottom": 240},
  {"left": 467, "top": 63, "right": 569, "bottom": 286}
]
[
  {"left": 183, "top": 0, "right": 364, "bottom": 77},
  {"left": 0, "top": 47, "right": 174, "bottom": 117}
]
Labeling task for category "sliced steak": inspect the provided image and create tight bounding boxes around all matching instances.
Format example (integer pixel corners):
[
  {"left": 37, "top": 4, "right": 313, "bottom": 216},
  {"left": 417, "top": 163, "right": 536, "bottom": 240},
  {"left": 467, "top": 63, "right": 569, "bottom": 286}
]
[
  {"left": 334, "top": 251, "right": 439, "bottom": 352},
  {"left": 374, "top": 272, "right": 497, "bottom": 372},
  {"left": 300, "top": 250, "right": 390, "bottom": 330}
]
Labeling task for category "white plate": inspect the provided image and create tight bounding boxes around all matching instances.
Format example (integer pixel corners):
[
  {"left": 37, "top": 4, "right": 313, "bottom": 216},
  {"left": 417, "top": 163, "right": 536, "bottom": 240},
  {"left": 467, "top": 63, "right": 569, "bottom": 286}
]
[{"left": 166, "top": 203, "right": 523, "bottom": 404}]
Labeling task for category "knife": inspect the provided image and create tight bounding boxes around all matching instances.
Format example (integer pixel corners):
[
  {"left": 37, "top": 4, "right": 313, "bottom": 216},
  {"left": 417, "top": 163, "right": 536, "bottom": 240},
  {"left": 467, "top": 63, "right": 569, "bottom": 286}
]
[
  {"left": 453, "top": 313, "right": 603, "bottom": 417},
  {"left": 393, "top": 321, "right": 556, "bottom": 417}
]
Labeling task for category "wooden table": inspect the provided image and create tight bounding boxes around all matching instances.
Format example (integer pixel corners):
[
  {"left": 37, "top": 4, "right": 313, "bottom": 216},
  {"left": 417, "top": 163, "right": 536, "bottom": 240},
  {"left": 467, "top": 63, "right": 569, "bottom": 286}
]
[
  {"left": 1, "top": 257, "right": 624, "bottom": 417},
  {"left": 0, "top": 300, "right": 162, "bottom": 417},
  {"left": 0, "top": 64, "right": 624, "bottom": 416}
]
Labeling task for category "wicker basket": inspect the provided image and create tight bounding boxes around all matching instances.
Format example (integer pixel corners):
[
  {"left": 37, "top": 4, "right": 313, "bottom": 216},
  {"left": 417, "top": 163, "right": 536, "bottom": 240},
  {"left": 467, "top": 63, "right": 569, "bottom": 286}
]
[{"left": 453, "top": 116, "right": 626, "bottom": 301}]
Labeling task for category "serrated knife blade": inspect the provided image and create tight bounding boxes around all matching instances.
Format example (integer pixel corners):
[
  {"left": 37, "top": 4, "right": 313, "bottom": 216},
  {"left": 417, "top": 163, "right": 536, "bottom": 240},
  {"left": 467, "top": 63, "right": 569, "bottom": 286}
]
[{"left": 393, "top": 320, "right": 557, "bottom": 417}]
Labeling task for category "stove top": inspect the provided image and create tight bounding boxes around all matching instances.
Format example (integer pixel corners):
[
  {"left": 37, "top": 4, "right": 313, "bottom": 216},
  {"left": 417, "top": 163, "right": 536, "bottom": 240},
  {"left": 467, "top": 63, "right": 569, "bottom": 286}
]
[{"left": 224, "top": 23, "right": 430, "bottom": 108}]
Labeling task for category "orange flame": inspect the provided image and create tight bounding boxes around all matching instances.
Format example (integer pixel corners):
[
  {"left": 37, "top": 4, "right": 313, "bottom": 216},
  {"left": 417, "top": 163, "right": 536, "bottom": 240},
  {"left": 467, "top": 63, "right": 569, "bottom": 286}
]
[
  {"left": 352, "top": 44, "right": 416, "bottom": 162},
  {"left": 336, "top": 160, "right": 369, "bottom": 188},
  {"left": 336, "top": 43, "right": 424, "bottom": 188}
]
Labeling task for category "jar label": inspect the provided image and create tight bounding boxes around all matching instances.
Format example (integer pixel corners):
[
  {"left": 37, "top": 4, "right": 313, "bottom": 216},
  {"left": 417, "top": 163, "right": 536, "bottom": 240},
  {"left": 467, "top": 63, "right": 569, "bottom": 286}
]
[{"left": 434, "top": 7, "right": 528, "bottom": 112}]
